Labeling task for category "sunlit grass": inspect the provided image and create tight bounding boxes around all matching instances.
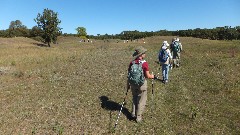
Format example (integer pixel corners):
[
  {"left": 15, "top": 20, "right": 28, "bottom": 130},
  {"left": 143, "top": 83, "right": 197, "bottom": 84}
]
[{"left": 0, "top": 36, "right": 239, "bottom": 134}]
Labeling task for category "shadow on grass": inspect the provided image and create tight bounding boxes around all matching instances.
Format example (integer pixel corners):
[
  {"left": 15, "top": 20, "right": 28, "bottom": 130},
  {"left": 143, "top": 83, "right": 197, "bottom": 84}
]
[
  {"left": 154, "top": 61, "right": 160, "bottom": 64},
  {"left": 99, "top": 96, "right": 133, "bottom": 121},
  {"left": 33, "top": 43, "right": 49, "bottom": 47}
]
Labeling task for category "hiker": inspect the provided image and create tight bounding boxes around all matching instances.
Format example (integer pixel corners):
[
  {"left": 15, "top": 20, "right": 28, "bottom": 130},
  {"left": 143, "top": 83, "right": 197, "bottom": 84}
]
[
  {"left": 170, "top": 38, "right": 182, "bottom": 68},
  {"left": 159, "top": 41, "right": 172, "bottom": 83},
  {"left": 178, "top": 38, "right": 183, "bottom": 52},
  {"left": 127, "top": 46, "right": 156, "bottom": 122}
]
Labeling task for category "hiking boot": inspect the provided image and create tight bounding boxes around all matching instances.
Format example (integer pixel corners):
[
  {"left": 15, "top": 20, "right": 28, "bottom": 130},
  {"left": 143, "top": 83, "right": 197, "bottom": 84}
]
[
  {"left": 170, "top": 65, "right": 173, "bottom": 70},
  {"left": 162, "top": 78, "right": 165, "bottom": 83},
  {"left": 131, "top": 113, "right": 136, "bottom": 118},
  {"left": 136, "top": 115, "right": 142, "bottom": 123},
  {"left": 164, "top": 80, "right": 168, "bottom": 84}
]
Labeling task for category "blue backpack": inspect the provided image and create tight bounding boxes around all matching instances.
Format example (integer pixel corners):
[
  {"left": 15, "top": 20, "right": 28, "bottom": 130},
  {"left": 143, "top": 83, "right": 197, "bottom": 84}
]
[
  {"left": 159, "top": 49, "right": 169, "bottom": 63},
  {"left": 128, "top": 61, "right": 145, "bottom": 86}
]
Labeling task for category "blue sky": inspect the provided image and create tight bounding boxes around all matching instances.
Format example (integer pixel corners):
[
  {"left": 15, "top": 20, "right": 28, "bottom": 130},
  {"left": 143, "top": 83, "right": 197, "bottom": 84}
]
[{"left": 0, "top": 0, "right": 239, "bottom": 36}]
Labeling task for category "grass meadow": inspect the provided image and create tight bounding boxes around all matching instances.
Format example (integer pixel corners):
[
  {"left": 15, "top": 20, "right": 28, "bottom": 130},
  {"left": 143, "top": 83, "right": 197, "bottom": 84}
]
[{"left": 0, "top": 36, "right": 239, "bottom": 134}]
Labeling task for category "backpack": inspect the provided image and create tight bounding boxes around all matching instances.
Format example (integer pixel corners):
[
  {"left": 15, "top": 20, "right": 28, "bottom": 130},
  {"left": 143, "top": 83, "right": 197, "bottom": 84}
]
[
  {"left": 128, "top": 61, "right": 145, "bottom": 86},
  {"left": 172, "top": 41, "right": 180, "bottom": 52},
  {"left": 159, "top": 49, "right": 169, "bottom": 63}
]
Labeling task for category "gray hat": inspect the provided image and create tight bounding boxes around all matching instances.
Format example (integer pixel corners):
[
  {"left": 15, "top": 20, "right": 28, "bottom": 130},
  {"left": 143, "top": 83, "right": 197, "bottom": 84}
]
[{"left": 132, "top": 46, "right": 147, "bottom": 60}]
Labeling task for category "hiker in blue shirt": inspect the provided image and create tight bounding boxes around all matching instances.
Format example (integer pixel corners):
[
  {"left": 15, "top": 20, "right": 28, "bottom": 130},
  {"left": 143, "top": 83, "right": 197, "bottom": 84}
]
[{"left": 159, "top": 41, "right": 172, "bottom": 84}]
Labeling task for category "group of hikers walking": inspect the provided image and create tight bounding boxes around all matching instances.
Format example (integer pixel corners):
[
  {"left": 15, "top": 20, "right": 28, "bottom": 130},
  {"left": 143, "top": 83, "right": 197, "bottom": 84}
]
[
  {"left": 119, "top": 37, "right": 183, "bottom": 124},
  {"left": 159, "top": 37, "right": 183, "bottom": 83}
]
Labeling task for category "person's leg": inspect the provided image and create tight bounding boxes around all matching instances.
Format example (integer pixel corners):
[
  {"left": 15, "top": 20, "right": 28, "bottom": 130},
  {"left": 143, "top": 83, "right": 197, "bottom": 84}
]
[
  {"left": 136, "top": 90, "right": 147, "bottom": 122},
  {"left": 136, "top": 80, "right": 147, "bottom": 122},
  {"left": 165, "top": 64, "right": 169, "bottom": 83},
  {"left": 131, "top": 86, "right": 138, "bottom": 117},
  {"left": 177, "top": 52, "right": 181, "bottom": 67},
  {"left": 162, "top": 64, "right": 165, "bottom": 81},
  {"left": 173, "top": 51, "right": 177, "bottom": 68}
]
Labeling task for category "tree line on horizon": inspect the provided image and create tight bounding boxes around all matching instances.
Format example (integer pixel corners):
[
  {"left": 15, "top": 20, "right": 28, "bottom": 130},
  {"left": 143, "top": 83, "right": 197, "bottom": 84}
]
[
  {"left": 101, "top": 26, "right": 240, "bottom": 41},
  {"left": 1, "top": 24, "right": 240, "bottom": 41},
  {"left": 0, "top": 8, "right": 239, "bottom": 46}
]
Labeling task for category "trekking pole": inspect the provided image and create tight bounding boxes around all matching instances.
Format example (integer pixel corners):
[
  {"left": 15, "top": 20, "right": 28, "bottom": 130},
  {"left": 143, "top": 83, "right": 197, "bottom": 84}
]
[
  {"left": 170, "top": 59, "right": 173, "bottom": 70},
  {"left": 151, "top": 72, "right": 154, "bottom": 113},
  {"left": 114, "top": 87, "right": 129, "bottom": 129}
]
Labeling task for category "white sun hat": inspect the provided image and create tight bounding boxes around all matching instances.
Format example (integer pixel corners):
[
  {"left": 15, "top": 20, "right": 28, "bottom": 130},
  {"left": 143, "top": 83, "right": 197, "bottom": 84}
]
[{"left": 162, "top": 41, "right": 169, "bottom": 47}]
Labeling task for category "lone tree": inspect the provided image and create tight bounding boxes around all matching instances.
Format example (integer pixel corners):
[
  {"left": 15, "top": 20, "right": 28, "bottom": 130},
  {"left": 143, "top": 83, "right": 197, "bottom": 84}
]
[
  {"left": 76, "top": 27, "right": 87, "bottom": 39},
  {"left": 34, "top": 8, "right": 62, "bottom": 47}
]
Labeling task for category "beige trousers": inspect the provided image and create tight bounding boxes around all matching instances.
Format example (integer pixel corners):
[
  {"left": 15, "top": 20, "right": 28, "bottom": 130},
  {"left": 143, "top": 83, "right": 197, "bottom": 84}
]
[
  {"left": 173, "top": 51, "right": 181, "bottom": 67},
  {"left": 130, "top": 80, "right": 147, "bottom": 117}
]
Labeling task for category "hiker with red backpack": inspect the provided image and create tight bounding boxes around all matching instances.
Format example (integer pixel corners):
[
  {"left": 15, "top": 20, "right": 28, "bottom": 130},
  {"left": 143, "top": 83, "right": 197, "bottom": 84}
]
[
  {"left": 159, "top": 41, "right": 172, "bottom": 84},
  {"left": 127, "top": 46, "right": 156, "bottom": 123}
]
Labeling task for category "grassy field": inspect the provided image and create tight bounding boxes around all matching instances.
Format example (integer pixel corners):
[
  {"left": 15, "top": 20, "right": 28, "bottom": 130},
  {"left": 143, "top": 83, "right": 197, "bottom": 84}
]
[{"left": 0, "top": 36, "right": 239, "bottom": 134}]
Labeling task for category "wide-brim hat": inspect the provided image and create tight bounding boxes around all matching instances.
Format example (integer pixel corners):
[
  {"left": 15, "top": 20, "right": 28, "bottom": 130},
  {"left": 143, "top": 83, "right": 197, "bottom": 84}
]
[
  {"left": 162, "top": 41, "right": 169, "bottom": 47},
  {"left": 132, "top": 46, "right": 147, "bottom": 60}
]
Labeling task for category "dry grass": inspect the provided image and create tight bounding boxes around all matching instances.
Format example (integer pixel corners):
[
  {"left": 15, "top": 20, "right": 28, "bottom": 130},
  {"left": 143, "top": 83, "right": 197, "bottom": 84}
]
[{"left": 0, "top": 36, "right": 239, "bottom": 134}]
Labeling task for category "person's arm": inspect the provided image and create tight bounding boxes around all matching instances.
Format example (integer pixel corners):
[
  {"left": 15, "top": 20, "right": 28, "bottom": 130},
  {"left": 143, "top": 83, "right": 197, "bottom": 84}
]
[
  {"left": 145, "top": 71, "right": 154, "bottom": 79},
  {"left": 167, "top": 49, "right": 173, "bottom": 66},
  {"left": 143, "top": 62, "right": 156, "bottom": 79},
  {"left": 180, "top": 43, "right": 183, "bottom": 51},
  {"left": 167, "top": 49, "right": 172, "bottom": 59}
]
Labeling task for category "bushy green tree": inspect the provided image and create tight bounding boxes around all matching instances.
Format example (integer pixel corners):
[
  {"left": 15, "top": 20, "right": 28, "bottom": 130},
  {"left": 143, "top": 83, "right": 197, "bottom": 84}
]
[
  {"left": 76, "top": 27, "right": 87, "bottom": 39},
  {"left": 34, "top": 8, "right": 62, "bottom": 47}
]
